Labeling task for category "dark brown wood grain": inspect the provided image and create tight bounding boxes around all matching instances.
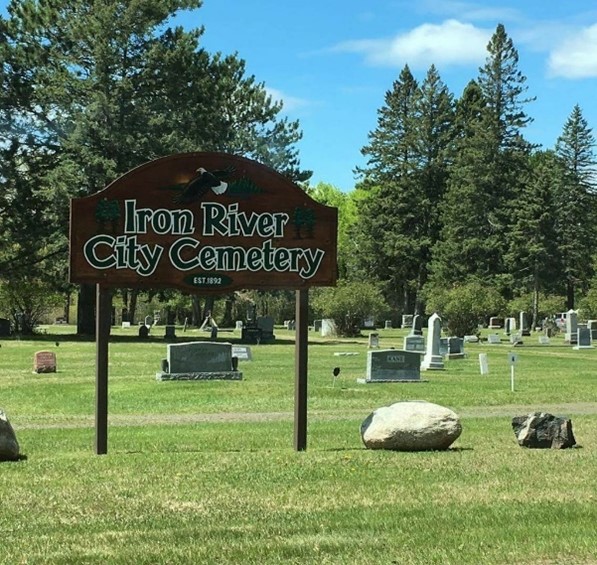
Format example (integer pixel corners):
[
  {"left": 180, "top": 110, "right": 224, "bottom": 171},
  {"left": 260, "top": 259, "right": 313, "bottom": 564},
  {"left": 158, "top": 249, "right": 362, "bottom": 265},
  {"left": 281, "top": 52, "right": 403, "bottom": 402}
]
[{"left": 70, "top": 152, "right": 338, "bottom": 292}]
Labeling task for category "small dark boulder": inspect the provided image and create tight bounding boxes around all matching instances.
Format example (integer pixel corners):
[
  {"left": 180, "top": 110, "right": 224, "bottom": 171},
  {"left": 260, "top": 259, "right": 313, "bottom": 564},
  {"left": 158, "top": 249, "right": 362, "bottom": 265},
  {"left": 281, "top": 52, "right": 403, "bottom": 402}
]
[{"left": 512, "top": 412, "right": 576, "bottom": 449}]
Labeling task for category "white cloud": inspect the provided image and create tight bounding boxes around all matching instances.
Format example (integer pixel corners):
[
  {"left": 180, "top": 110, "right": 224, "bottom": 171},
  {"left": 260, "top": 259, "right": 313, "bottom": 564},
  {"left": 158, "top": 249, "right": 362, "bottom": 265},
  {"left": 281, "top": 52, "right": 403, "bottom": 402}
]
[
  {"left": 548, "top": 23, "right": 597, "bottom": 78},
  {"left": 334, "top": 19, "right": 492, "bottom": 69},
  {"left": 265, "top": 87, "right": 311, "bottom": 114}
]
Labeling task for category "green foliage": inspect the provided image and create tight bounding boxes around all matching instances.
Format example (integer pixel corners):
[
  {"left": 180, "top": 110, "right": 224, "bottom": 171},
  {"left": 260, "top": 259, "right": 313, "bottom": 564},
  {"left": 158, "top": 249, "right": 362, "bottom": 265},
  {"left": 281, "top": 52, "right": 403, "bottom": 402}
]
[
  {"left": 311, "top": 280, "right": 387, "bottom": 336},
  {"left": 0, "top": 279, "right": 63, "bottom": 334},
  {"left": 507, "top": 292, "right": 566, "bottom": 319},
  {"left": 424, "top": 280, "right": 506, "bottom": 336}
]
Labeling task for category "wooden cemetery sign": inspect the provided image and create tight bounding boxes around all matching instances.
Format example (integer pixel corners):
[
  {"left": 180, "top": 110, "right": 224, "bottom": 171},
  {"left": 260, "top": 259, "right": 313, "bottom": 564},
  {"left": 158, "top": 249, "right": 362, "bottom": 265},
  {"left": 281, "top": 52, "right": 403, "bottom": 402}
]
[{"left": 69, "top": 152, "right": 338, "bottom": 454}]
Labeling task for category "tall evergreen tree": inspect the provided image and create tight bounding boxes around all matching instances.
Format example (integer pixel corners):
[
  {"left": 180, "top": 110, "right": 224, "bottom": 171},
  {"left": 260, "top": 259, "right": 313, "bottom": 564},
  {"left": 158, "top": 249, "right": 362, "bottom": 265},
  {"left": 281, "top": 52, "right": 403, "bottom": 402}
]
[
  {"left": 0, "top": 0, "right": 309, "bottom": 333},
  {"left": 504, "top": 150, "right": 563, "bottom": 326},
  {"left": 354, "top": 65, "right": 454, "bottom": 313},
  {"left": 431, "top": 25, "right": 535, "bottom": 292},
  {"left": 554, "top": 105, "right": 597, "bottom": 307}
]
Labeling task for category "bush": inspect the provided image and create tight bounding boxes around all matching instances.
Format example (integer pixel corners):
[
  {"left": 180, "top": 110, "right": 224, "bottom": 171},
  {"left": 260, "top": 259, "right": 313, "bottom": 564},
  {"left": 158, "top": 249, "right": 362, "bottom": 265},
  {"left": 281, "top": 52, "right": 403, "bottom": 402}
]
[
  {"left": 0, "top": 279, "right": 63, "bottom": 334},
  {"left": 424, "top": 280, "right": 506, "bottom": 337},
  {"left": 311, "top": 280, "right": 388, "bottom": 337}
]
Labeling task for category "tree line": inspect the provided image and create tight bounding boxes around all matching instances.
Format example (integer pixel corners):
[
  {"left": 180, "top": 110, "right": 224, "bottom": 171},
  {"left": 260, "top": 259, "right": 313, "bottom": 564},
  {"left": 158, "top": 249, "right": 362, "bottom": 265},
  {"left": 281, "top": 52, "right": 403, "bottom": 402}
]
[
  {"left": 1, "top": 7, "right": 596, "bottom": 335},
  {"left": 314, "top": 24, "right": 597, "bottom": 333}
]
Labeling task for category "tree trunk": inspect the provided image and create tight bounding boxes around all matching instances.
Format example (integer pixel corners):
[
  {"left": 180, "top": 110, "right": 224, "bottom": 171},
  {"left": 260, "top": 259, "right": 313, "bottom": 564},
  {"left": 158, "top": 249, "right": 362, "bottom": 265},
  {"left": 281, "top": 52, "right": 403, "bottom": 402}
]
[
  {"left": 77, "top": 283, "right": 96, "bottom": 336},
  {"left": 566, "top": 278, "right": 574, "bottom": 310},
  {"left": 191, "top": 295, "right": 202, "bottom": 326},
  {"left": 532, "top": 271, "right": 539, "bottom": 330},
  {"left": 129, "top": 289, "right": 139, "bottom": 324},
  {"left": 64, "top": 292, "right": 71, "bottom": 324}
]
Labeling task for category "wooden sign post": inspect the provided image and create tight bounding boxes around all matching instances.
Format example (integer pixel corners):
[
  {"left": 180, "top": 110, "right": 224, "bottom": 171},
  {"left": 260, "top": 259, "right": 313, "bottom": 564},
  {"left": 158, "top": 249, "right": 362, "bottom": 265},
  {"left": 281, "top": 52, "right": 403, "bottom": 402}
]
[{"left": 70, "top": 152, "right": 338, "bottom": 454}]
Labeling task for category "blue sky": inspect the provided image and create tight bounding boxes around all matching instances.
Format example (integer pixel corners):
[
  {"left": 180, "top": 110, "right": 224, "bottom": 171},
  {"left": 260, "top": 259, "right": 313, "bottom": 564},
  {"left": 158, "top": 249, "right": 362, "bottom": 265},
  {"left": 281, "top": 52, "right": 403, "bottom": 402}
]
[{"left": 3, "top": 1, "right": 597, "bottom": 192}]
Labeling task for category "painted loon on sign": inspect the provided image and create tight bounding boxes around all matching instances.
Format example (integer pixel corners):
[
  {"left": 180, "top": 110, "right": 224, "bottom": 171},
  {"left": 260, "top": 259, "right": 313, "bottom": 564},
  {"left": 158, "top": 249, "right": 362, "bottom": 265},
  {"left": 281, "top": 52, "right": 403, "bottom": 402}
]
[{"left": 174, "top": 166, "right": 234, "bottom": 204}]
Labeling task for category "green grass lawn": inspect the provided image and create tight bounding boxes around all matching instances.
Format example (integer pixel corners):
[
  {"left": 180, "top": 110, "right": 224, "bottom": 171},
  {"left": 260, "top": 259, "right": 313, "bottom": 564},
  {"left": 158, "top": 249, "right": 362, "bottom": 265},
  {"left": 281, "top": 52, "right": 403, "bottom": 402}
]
[{"left": 1, "top": 325, "right": 596, "bottom": 564}]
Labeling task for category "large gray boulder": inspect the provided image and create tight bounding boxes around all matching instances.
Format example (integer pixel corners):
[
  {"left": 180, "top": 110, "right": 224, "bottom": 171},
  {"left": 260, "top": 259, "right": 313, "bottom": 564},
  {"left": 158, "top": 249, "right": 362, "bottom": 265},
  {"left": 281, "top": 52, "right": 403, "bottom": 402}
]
[
  {"left": 0, "top": 409, "right": 20, "bottom": 461},
  {"left": 512, "top": 412, "right": 576, "bottom": 449},
  {"left": 361, "top": 400, "right": 462, "bottom": 451}
]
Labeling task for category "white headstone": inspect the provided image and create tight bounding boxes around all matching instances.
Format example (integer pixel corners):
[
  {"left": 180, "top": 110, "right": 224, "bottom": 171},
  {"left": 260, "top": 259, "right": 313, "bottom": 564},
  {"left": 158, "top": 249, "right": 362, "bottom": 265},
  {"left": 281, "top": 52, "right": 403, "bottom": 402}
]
[{"left": 421, "top": 313, "right": 444, "bottom": 370}]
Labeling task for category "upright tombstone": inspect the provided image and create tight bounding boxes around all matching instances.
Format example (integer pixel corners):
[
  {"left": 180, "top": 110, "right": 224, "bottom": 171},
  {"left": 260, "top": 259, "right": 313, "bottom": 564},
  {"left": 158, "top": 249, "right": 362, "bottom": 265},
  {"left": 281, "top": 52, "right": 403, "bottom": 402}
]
[
  {"left": 235, "top": 320, "right": 243, "bottom": 331},
  {"left": 0, "top": 318, "right": 10, "bottom": 337},
  {"left": 565, "top": 310, "right": 578, "bottom": 344},
  {"left": 421, "top": 313, "right": 444, "bottom": 370},
  {"left": 384, "top": 320, "right": 392, "bottom": 330},
  {"left": 411, "top": 314, "right": 423, "bottom": 336},
  {"left": 401, "top": 314, "right": 413, "bottom": 329},
  {"left": 368, "top": 332, "right": 380, "bottom": 348},
  {"left": 362, "top": 349, "right": 424, "bottom": 382},
  {"left": 156, "top": 341, "right": 242, "bottom": 380},
  {"left": 257, "top": 316, "right": 275, "bottom": 342},
  {"left": 519, "top": 311, "right": 531, "bottom": 336},
  {"left": 574, "top": 327, "right": 593, "bottom": 349},
  {"left": 164, "top": 325, "right": 176, "bottom": 340},
  {"left": 403, "top": 334, "right": 425, "bottom": 353},
  {"left": 447, "top": 337, "right": 465, "bottom": 359},
  {"left": 320, "top": 318, "right": 336, "bottom": 338},
  {"left": 33, "top": 351, "right": 57, "bottom": 374},
  {"left": 487, "top": 334, "right": 501, "bottom": 344},
  {"left": 313, "top": 319, "right": 322, "bottom": 333},
  {"left": 504, "top": 317, "right": 516, "bottom": 335},
  {"left": 488, "top": 317, "right": 503, "bottom": 329}
]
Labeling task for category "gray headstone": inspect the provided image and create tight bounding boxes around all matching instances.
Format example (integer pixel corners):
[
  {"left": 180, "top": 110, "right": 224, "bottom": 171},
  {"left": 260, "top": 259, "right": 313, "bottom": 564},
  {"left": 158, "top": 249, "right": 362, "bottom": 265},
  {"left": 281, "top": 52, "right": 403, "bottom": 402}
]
[
  {"left": 368, "top": 332, "right": 380, "bottom": 348},
  {"left": 144, "top": 315, "right": 153, "bottom": 326},
  {"left": 488, "top": 317, "right": 502, "bottom": 329},
  {"left": 235, "top": 320, "right": 243, "bottom": 331},
  {"left": 366, "top": 349, "right": 422, "bottom": 382},
  {"left": 157, "top": 341, "right": 242, "bottom": 381},
  {"left": 447, "top": 337, "right": 465, "bottom": 359},
  {"left": 401, "top": 314, "right": 413, "bottom": 328},
  {"left": 487, "top": 334, "right": 501, "bottom": 344},
  {"left": 403, "top": 334, "right": 425, "bottom": 353},
  {"left": 574, "top": 327, "right": 592, "bottom": 349},
  {"left": 519, "top": 311, "right": 530, "bottom": 336},
  {"left": 231, "top": 345, "right": 253, "bottom": 361},
  {"left": 384, "top": 320, "right": 392, "bottom": 329},
  {"left": 257, "top": 316, "right": 274, "bottom": 334},
  {"left": 411, "top": 314, "right": 423, "bottom": 336}
]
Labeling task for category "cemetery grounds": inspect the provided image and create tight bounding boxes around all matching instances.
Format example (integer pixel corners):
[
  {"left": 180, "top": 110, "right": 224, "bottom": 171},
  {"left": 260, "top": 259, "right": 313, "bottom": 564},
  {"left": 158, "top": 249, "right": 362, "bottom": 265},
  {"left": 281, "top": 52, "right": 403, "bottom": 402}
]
[{"left": 0, "top": 325, "right": 596, "bottom": 565}]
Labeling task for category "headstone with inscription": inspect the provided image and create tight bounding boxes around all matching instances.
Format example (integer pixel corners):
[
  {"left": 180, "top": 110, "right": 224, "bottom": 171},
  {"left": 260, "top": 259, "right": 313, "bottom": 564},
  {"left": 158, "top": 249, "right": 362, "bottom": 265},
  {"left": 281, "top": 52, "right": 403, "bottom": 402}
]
[
  {"left": 362, "top": 349, "right": 424, "bottom": 382},
  {"left": 487, "top": 334, "right": 501, "bottom": 344},
  {"left": 403, "top": 334, "right": 425, "bottom": 353},
  {"left": 156, "top": 341, "right": 242, "bottom": 380},
  {"left": 421, "top": 313, "right": 444, "bottom": 370},
  {"left": 33, "top": 351, "right": 57, "bottom": 374},
  {"left": 231, "top": 345, "right": 253, "bottom": 361}
]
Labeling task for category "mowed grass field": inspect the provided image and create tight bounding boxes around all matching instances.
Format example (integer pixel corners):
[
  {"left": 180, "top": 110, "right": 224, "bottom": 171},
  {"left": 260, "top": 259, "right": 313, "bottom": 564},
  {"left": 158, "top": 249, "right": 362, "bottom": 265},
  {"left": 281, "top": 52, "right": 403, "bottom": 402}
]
[{"left": 1, "top": 325, "right": 596, "bottom": 564}]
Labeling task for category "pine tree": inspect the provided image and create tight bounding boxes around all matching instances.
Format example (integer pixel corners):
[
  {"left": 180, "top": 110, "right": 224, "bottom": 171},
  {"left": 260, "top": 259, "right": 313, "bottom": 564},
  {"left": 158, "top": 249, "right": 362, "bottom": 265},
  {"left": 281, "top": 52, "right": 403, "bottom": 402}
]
[
  {"left": 555, "top": 105, "right": 597, "bottom": 307},
  {"left": 504, "top": 151, "right": 562, "bottom": 326},
  {"left": 355, "top": 65, "right": 454, "bottom": 313}
]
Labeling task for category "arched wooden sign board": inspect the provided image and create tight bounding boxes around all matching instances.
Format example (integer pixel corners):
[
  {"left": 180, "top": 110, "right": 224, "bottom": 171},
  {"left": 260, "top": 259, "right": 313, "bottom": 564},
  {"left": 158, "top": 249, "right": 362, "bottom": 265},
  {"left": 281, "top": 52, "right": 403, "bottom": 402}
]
[{"left": 69, "top": 152, "right": 338, "bottom": 454}]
